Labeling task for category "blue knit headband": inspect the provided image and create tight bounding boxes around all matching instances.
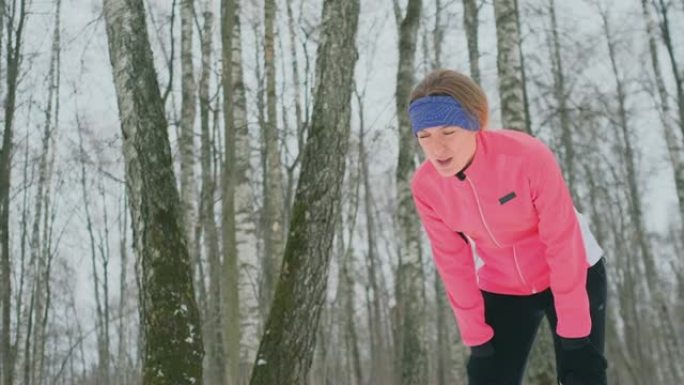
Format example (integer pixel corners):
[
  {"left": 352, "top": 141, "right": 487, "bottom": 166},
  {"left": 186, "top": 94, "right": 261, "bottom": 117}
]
[{"left": 408, "top": 95, "right": 480, "bottom": 135}]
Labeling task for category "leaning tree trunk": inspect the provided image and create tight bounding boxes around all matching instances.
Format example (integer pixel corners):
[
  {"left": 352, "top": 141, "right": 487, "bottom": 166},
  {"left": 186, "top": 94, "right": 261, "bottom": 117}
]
[
  {"left": 393, "top": 0, "right": 427, "bottom": 384},
  {"left": 248, "top": 0, "right": 360, "bottom": 382},
  {"left": 493, "top": 0, "right": 529, "bottom": 133},
  {"left": 102, "top": 1, "right": 204, "bottom": 384}
]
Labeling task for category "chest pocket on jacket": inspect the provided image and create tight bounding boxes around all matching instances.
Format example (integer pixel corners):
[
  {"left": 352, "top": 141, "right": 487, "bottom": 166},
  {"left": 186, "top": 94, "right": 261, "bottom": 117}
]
[{"left": 498, "top": 191, "right": 517, "bottom": 205}]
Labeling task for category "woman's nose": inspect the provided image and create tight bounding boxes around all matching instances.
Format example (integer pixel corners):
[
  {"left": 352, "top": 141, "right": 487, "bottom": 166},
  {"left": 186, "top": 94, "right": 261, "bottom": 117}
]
[{"left": 431, "top": 138, "right": 449, "bottom": 154}]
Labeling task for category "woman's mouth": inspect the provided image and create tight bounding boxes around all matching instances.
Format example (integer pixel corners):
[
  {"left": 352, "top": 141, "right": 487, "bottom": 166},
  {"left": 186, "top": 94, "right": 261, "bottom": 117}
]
[{"left": 436, "top": 157, "right": 453, "bottom": 167}]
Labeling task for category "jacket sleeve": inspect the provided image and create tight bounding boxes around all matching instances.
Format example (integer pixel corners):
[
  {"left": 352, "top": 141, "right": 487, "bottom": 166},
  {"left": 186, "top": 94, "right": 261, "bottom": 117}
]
[
  {"left": 412, "top": 185, "right": 494, "bottom": 346},
  {"left": 529, "top": 141, "right": 591, "bottom": 338}
]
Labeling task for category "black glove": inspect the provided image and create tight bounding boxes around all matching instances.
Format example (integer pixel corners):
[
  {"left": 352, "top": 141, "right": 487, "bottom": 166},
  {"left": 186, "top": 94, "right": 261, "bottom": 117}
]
[
  {"left": 467, "top": 341, "right": 497, "bottom": 385},
  {"left": 559, "top": 337, "right": 607, "bottom": 385}
]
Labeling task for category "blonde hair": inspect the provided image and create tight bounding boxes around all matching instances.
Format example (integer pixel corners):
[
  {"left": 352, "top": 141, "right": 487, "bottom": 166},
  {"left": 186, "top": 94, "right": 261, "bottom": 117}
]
[{"left": 409, "top": 69, "right": 489, "bottom": 129}]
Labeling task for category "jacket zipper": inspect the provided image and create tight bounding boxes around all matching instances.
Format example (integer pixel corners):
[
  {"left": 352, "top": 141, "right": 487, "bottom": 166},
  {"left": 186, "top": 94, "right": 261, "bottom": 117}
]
[
  {"left": 513, "top": 246, "right": 535, "bottom": 293},
  {"left": 465, "top": 176, "right": 535, "bottom": 293}
]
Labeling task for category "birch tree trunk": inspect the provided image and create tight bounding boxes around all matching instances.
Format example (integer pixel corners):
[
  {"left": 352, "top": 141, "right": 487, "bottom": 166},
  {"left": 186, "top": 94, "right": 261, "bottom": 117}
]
[
  {"left": 423, "top": 6, "right": 456, "bottom": 385},
  {"left": 248, "top": 0, "right": 360, "bottom": 381},
  {"left": 261, "top": 0, "right": 286, "bottom": 317},
  {"left": 462, "top": 0, "right": 480, "bottom": 84},
  {"left": 1, "top": 1, "right": 27, "bottom": 384},
  {"left": 393, "top": 0, "right": 427, "bottom": 383},
  {"left": 220, "top": 0, "right": 241, "bottom": 383},
  {"left": 285, "top": 0, "right": 303, "bottom": 139},
  {"left": 102, "top": 1, "right": 205, "bottom": 383},
  {"left": 117, "top": 194, "right": 131, "bottom": 385},
  {"left": 431, "top": 0, "right": 443, "bottom": 70},
  {"left": 179, "top": 0, "right": 197, "bottom": 283},
  {"left": 229, "top": 0, "right": 261, "bottom": 380},
  {"left": 198, "top": 3, "right": 225, "bottom": 385},
  {"left": 494, "top": 0, "right": 528, "bottom": 132}
]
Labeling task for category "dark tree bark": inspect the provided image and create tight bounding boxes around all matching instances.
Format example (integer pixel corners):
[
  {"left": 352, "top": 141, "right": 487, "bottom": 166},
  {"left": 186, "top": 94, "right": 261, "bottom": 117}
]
[
  {"left": 248, "top": 0, "right": 360, "bottom": 382},
  {"left": 1, "top": 0, "right": 27, "bottom": 384},
  {"left": 102, "top": 1, "right": 204, "bottom": 384}
]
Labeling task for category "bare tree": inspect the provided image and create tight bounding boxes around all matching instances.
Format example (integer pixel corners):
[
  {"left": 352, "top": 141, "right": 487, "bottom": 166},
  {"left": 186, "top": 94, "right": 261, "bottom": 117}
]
[
  {"left": 643, "top": 0, "right": 684, "bottom": 239},
  {"left": 548, "top": 0, "right": 579, "bottom": 203},
  {"left": 1, "top": 0, "right": 27, "bottom": 382},
  {"left": 197, "top": 2, "right": 225, "bottom": 385},
  {"left": 102, "top": 0, "right": 205, "bottom": 383},
  {"left": 392, "top": 0, "right": 427, "bottom": 383},
  {"left": 77, "top": 118, "right": 111, "bottom": 385},
  {"left": 463, "top": 0, "right": 481, "bottom": 84},
  {"left": 248, "top": 0, "right": 360, "bottom": 381},
  {"left": 220, "top": 0, "right": 241, "bottom": 383},
  {"left": 179, "top": 0, "right": 198, "bottom": 288},
  {"left": 261, "top": 0, "right": 286, "bottom": 317},
  {"left": 228, "top": 0, "right": 261, "bottom": 381},
  {"left": 494, "top": 0, "right": 529, "bottom": 132},
  {"left": 354, "top": 83, "right": 392, "bottom": 385},
  {"left": 653, "top": 0, "right": 684, "bottom": 137},
  {"left": 599, "top": 4, "right": 660, "bottom": 383}
]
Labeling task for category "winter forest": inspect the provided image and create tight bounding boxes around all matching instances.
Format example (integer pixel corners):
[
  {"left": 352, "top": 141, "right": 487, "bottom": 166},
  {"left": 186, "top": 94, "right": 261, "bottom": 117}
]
[{"left": 0, "top": 0, "right": 683, "bottom": 384}]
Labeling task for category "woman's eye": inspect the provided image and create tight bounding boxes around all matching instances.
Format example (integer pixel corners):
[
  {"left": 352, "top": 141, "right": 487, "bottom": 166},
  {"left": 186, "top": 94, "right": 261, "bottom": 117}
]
[{"left": 443, "top": 131, "right": 455, "bottom": 135}]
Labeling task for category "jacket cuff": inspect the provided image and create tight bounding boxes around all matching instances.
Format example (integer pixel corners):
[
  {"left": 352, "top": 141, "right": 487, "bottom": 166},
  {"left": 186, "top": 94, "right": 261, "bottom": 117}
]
[
  {"left": 470, "top": 340, "right": 495, "bottom": 357},
  {"left": 559, "top": 336, "right": 590, "bottom": 350}
]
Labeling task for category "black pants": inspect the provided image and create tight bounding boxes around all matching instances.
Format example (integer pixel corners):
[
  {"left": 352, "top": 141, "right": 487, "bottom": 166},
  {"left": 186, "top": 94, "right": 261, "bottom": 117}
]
[{"left": 478, "top": 258, "right": 607, "bottom": 385}]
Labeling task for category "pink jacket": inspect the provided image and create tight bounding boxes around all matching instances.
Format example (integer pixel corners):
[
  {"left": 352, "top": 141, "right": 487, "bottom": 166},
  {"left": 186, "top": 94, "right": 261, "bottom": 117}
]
[{"left": 411, "top": 129, "right": 593, "bottom": 347}]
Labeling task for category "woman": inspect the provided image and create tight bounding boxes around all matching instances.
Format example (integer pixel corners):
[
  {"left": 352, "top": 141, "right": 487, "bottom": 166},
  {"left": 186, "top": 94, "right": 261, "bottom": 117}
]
[{"left": 409, "top": 69, "right": 608, "bottom": 385}]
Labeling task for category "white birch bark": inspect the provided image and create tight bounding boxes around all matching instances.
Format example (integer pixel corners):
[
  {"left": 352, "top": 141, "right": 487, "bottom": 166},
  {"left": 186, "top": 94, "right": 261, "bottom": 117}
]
[
  {"left": 231, "top": 0, "right": 261, "bottom": 379},
  {"left": 179, "top": 0, "right": 198, "bottom": 285},
  {"left": 494, "top": 0, "right": 527, "bottom": 132}
]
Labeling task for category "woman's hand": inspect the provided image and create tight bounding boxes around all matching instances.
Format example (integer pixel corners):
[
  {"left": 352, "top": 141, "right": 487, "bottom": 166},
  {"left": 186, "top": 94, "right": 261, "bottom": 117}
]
[
  {"left": 467, "top": 341, "right": 498, "bottom": 385},
  {"left": 560, "top": 337, "right": 607, "bottom": 385}
]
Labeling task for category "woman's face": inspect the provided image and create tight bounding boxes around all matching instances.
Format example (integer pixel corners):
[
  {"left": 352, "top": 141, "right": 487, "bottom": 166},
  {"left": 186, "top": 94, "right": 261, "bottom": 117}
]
[{"left": 416, "top": 125, "right": 477, "bottom": 177}]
